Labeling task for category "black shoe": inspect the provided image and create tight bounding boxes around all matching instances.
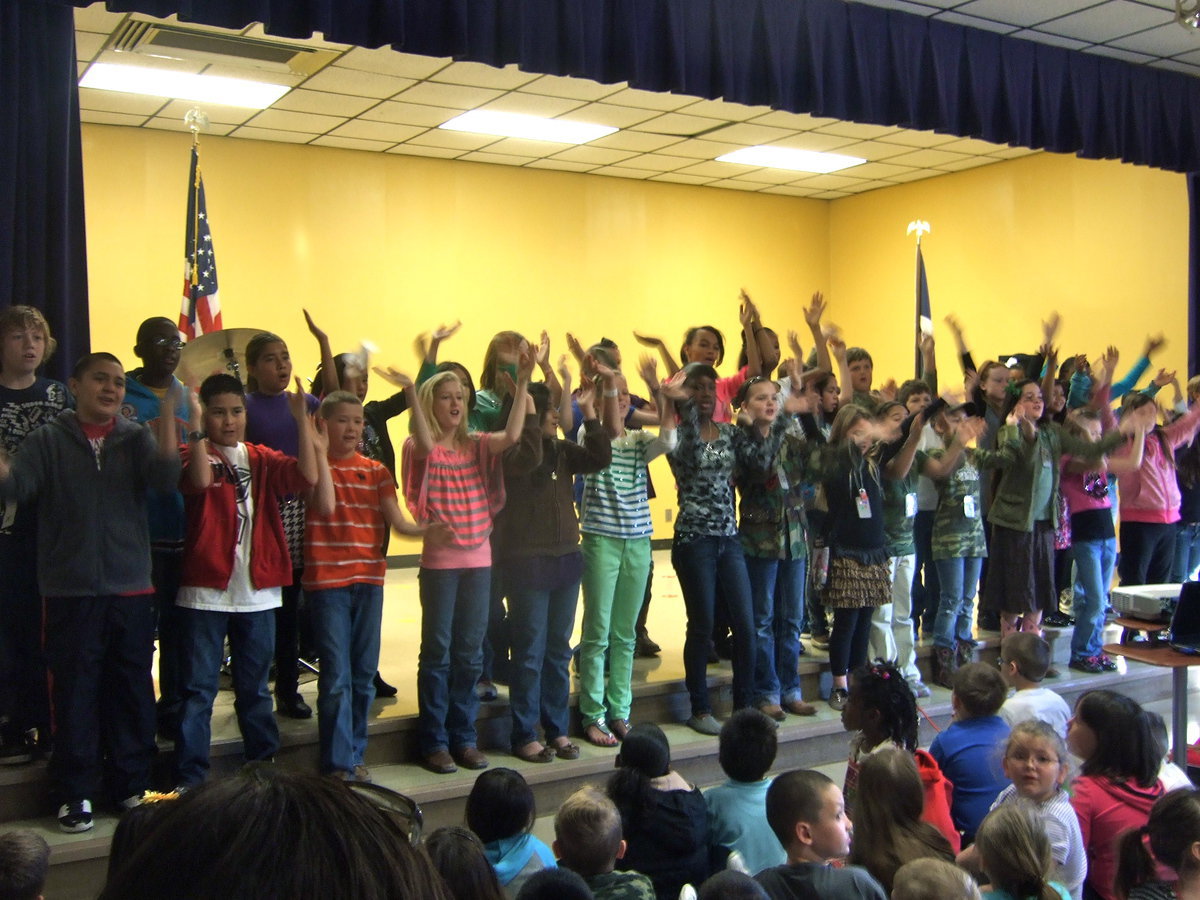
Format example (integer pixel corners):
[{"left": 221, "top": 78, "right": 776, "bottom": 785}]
[
  {"left": 0, "top": 735, "right": 34, "bottom": 766},
  {"left": 635, "top": 635, "right": 661, "bottom": 658},
  {"left": 58, "top": 799, "right": 93, "bottom": 833},
  {"left": 373, "top": 672, "right": 398, "bottom": 698},
  {"left": 276, "top": 693, "right": 312, "bottom": 719},
  {"left": 1044, "top": 612, "right": 1074, "bottom": 627},
  {"left": 978, "top": 611, "right": 1001, "bottom": 632}
]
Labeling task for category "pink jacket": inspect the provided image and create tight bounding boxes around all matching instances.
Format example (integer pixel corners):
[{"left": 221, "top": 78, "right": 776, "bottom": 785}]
[
  {"left": 1117, "top": 405, "right": 1200, "bottom": 524},
  {"left": 1070, "top": 774, "right": 1166, "bottom": 900}
]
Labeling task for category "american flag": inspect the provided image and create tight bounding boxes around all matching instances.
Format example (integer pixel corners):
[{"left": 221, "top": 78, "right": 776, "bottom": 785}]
[{"left": 179, "top": 145, "right": 222, "bottom": 340}]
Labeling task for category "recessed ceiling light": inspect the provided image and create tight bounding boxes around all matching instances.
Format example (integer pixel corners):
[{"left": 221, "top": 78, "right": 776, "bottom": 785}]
[
  {"left": 717, "top": 145, "right": 866, "bottom": 174},
  {"left": 80, "top": 62, "right": 290, "bottom": 109},
  {"left": 439, "top": 110, "right": 617, "bottom": 144}
]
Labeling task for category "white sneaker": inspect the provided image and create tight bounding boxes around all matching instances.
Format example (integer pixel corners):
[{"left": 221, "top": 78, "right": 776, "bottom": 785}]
[{"left": 58, "top": 799, "right": 93, "bottom": 833}]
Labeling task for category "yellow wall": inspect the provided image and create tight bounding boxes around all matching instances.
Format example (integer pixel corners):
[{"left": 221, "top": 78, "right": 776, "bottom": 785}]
[{"left": 829, "top": 152, "right": 1188, "bottom": 391}]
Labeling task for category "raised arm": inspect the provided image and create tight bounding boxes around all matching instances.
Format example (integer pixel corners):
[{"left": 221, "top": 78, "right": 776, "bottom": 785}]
[
  {"left": 304, "top": 309, "right": 339, "bottom": 398},
  {"left": 830, "top": 335, "right": 853, "bottom": 408},
  {"left": 633, "top": 331, "right": 681, "bottom": 376},
  {"left": 944, "top": 314, "right": 974, "bottom": 376},
  {"left": 884, "top": 410, "right": 925, "bottom": 479},
  {"left": 593, "top": 358, "right": 622, "bottom": 440},
  {"left": 375, "top": 366, "right": 432, "bottom": 459},
  {"left": 286, "top": 378, "right": 318, "bottom": 487},
  {"left": 921, "top": 417, "right": 985, "bottom": 479},
  {"left": 488, "top": 340, "right": 534, "bottom": 453},
  {"left": 804, "top": 292, "right": 831, "bottom": 373},
  {"left": 1104, "top": 422, "right": 1146, "bottom": 476},
  {"left": 307, "top": 415, "right": 335, "bottom": 516},
  {"left": 535, "top": 330, "right": 563, "bottom": 406},
  {"left": 184, "top": 390, "right": 212, "bottom": 491},
  {"left": 557, "top": 355, "right": 574, "bottom": 438},
  {"left": 739, "top": 289, "right": 763, "bottom": 378},
  {"left": 919, "top": 332, "right": 938, "bottom": 394}
]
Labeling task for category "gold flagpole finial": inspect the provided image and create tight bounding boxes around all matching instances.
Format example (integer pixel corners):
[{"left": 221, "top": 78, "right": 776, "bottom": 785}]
[
  {"left": 906, "top": 220, "right": 931, "bottom": 246},
  {"left": 184, "top": 108, "right": 209, "bottom": 148}
]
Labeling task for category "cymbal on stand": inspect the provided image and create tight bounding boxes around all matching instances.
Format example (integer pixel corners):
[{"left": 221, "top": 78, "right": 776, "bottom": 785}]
[{"left": 178, "top": 328, "right": 265, "bottom": 386}]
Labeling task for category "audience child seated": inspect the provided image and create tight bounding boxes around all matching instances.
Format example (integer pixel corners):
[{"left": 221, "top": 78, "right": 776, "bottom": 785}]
[
  {"left": 891, "top": 858, "right": 982, "bottom": 900},
  {"left": 1069, "top": 690, "right": 1167, "bottom": 900},
  {"left": 607, "top": 723, "right": 711, "bottom": 898},
  {"left": 466, "top": 768, "right": 557, "bottom": 898},
  {"left": 754, "top": 769, "right": 887, "bottom": 900},
  {"left": 1145, "top": 710, "right": 1194, "bottom": 791},
  {"left": 847, "top": 746, "right": 954, "bottom": 894},
  {"left": 695, "top": 870, "right": 770, "bottom": 900},
  {"left": 98, "top": 765, "right": 451, "bottom": 900},
  {"left": 0, "top": 351, "right": 181, "bottom": 833},
  {"left": 839, "top": 661, "right": 960, "bottom": 853},
  {"left": 997, "top": 634, "right": 1071, "bottom": 737},
  {"left": 174, "top": 374, "right": 318, "bottom": 792},
  {"left": 514, "top": 867, "right": 595, "bottom": 900},
  {"left": 928, "top": 662, "right": 1011, "bottom": 843},
  {"left": 960, "top": 720, "right": 1085, "bottom": 900},
  {"left": 1115, "top": 787, "right": 1200, "bottom": 900},
  {"left": 704, "top": 709, "right": 787, "bottom": 875},
  {"left": 554, "top": 785, "right": 656, "bottom": 900},
  {"left": 974, "top": 801, "right": 1073, "bottom": 900},
  {"left": 0, "top": 829, "right": 49, "bottom": 900},
  {"left": 425, "top": 826, "right": 507, "bottom": 900}
]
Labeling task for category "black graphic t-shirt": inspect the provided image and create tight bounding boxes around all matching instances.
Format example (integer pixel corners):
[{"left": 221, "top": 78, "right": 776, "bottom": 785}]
[{"left": 0, "top": 378, "right": 71, "bottom": 537}]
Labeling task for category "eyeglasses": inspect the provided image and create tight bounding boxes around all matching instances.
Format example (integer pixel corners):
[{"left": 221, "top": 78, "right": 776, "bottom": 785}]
[
  {"left": 1005, "top": 750, "right": 1060, "bottom": 766},
  {"left": 152, "top": 337, "right": 185, "bottom": 350}
]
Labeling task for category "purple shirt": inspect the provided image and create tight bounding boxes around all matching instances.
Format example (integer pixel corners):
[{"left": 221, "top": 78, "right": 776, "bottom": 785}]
[{"left": 244, "top": 391, "right": 318, "bottom": 457}]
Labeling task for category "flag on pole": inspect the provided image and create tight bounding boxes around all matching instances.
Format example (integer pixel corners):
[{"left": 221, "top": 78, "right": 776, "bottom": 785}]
[
  {"left": 915, "top": 242, "right": 932, "bottom": 377},
  {"left": 179, "top": 145, "right": 222, "bottom": 340}
]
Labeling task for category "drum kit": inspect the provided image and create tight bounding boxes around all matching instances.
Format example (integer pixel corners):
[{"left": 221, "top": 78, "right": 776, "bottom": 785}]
[{"left": 177, "top": 328, "right": 262, "bottom": 386}]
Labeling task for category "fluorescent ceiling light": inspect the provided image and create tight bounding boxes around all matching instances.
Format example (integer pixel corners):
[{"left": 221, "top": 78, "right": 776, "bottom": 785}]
[
  {"left": 80, "top": 62, "right": 290, "bottom": 109},
  {"left": 717, "top": 145, "right": 866, "bottom": 174},
  {"left": 439, "top": 110, "right": 617, "bottom": 144}
]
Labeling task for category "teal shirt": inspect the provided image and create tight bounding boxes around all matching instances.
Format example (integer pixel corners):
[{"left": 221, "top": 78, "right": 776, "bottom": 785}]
[{"left": 704, "top": 778, "right": 787, "bottom": 875}]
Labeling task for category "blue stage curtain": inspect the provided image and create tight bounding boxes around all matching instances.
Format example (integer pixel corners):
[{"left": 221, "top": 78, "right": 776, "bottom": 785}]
[{"left": 2, "top": 3, "right": 90, "bottom": 381}]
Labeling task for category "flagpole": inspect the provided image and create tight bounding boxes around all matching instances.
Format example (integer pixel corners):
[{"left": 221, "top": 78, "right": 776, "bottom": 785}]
[{"left": 907, "top": 219, "right": 931, "bottom": 378}]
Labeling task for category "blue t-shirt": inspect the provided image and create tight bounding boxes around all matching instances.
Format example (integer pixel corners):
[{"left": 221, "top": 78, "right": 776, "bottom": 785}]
[
  {"left": 705, "top": 778, "right": 787, "bottom": 875},
  {"left": 928, "top": 714, "right": 1011, "bottom": 840}
]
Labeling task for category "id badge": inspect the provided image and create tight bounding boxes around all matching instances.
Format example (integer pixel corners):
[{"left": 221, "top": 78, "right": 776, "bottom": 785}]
[
  {"left": 905, "top": 492, "right": 917, "bottom": 518},
  {"left": 856, "top": 489, "right": 872, "bottom": 519},
  {"left": 963, "top": 495, "right": 977, "bottom": 519}
]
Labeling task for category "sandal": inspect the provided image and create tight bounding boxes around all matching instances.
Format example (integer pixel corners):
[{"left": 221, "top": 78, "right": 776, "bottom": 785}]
[
  {"left": 512, "top": 741, "right": 555, "bottom": 764},
  {"left": 608, "top": 719, "right": 631, "bottom": 741},
  {"left": 551, "top": 739, "right": 581, "bottom": 760},
  {"left": 583, "top": 722, "right": 618, "bottom": 747}
]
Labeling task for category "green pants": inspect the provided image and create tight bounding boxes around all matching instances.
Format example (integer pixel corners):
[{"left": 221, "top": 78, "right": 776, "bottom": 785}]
[{"left": 578, "top": 533, "right": 652, "bottom": 726}]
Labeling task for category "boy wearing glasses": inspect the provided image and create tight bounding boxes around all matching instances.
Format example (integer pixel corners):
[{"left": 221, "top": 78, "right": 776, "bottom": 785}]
[{"left": 123, "top": 317, "right": 190, "bottom": 739}]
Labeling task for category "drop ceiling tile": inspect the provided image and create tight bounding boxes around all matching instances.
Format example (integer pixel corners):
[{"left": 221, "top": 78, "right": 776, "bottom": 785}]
[
  {"left": 459, "top": 150, "right": 538, "bottom": 166},
  {"left": 548, "top": 145, "right": 637, "bottom": 165},
  {"left": 936, "top": 155, "right": 1000, "bottom": 172},
  {"left": 311, "top": 135, "right": 395, "bottom": 152},
  {"left": 1084, "top": 44, "right": 1157, "bottom": 63},
  {"left": 329, "top": 120, "right": 424, "bottom": 142},
  {"left": 702, "top": 122, "right": 798, "bottom": 144},
  {"left": 988, "top": 145, "right": 1041, "bottom": 158},
  {"left": 794, "top": 173, "right": 866, "bottom": 191},
  {"left": 953, "top": 0, "right": 1101, "bottom": 28},
  {"left": 431, "top": 61, "right": 539, "bottom": 90},
  {"left": 933, "top": 11, "right": 1021, "bottom": 32},
  {"left": 841, "top": 180, "right": 902, "bottom": 193},
  {"left": 761, "top": 185, "right": 822, "bottom": 197},
  {"left": 592, "top": 166, "right": 657, "bottom": 179},
  {"left": 1009, "top": 29, "right": 1091, "bottom": 50},
  {"left": 629, "top": 112, "right": 731, "bottom": 137},
  {"left": 1110, "top": 22, "right": 1199, "bottom": 56},
  {"left": 386, "top": 144, "right": 464, "bottom": 159},
  {"left": 518, "top": 74, "right": 626, "bottom": 101},
  {"left": 811, "top": 190, "right": 851, "bottom": 199},
  {"left": 77, "top": 61, "right": 87, "bottom": 78},
  {"left": 74, "top": 5, "right": 126, "bottom": 33},
  {"left": 884, "top": 148, "right": 971, "bottom": 166},
  {"left": 1035, "top": 0, "right": 1166, "bottom": 43},
  {"left": 242, "top": 24, "right": 349, "bottom": 50},
  {"left": 80, "top": 109, "right": 148, "bottom": 126},
  {"left": 245, "top": 108, "right": 345, "bottom": 133},
  {"left": 830, "top": 140, "right": 914, "bottom": 161},
  {"left": 394, "top": 81, "right": 506, "bottom": 110},
  {"left": 273, "top": 89, "right": 378, "bottom": 117},
  {"left": 935, "top": 136, "right": 1006, "bottom": 154},
  {"left": 299, "top": 67, "right": 414, "bottom": 99},
  {"left": 478, "top": 137, "right": 568, "bottom": 158},
  {"left": 555, "top": 103, "right": 662, "bottom": 129},
  {"left": 730, "top": 167, "right": 812, "bottom": 184},
  {"left": 609, "top": 153, "right": 693, "bottom": 172},
  {"left": 849, "top": 161, "right": 919, "bottom": 179},
  {"left": 747, "top": 110, "right": 840, "bottom": 130},
  {"left": 75, "top": 31, "right": 105, "bottom": 61},
  {"left": 525, "top": 159, "right": 599, "bottom": 173},
  {"left": 814, "top": 121, "right": 902, "bottom": 140},
  {"left": 78, "top": 88, "right": 169, "bottom": 116},
  {"left": 404, "top": 129, "right": 499, "bottom": 150},
  {"left": 877, "top": 129, "right": 959, "bottom": 148},
  {"left": 769, "top": 132, "right": 861, "bottom": 153},
  {"left": 708, "top": 179, "right": 764, "bottom": 191},
  {"left": 361, "top": 100, "right": 459, "bottom": 127},
  {"left": 672, "top": 160, "right": 752, "bottom": 178},
  {"left": 1153, "top": 58, "right": 1200, "bottom": 75},
  {"left": 157, "top": 99, "right": 258, "bottom": 125},
  {"left": 657, "top": 138, "right": 743, "bottom": 159},
  {"left": 196, "top": 64, "right": 303, "bottom": 87},
  {"left": 477, "top": 93, "right": 587, "bottom": 117},
  {"left": 883, "top": 168, "right": 944, "bottom": 183},
  {"left": 853, "top": 0, "right": 943, "bottom": 14},
  {"left": 335, "top": 47, "right": 451, "bottom": 80},
  {"left": 649, "top": 172, "right": 715, "bottom": 185},
  {"left": 1171, "top": 47, "right": 1200, "bottom": 64},
  {"left": 230, "top": 126, "right": 314, "bottom": 144},
  {"left": 600, "top": 87, "right": 698, "bottom": 111},
  {"left": 675, "top": 98, "right": 771, "bottom": 121},
  {"left": 588, "top": 131, "right": 686, "bottom": 152}
]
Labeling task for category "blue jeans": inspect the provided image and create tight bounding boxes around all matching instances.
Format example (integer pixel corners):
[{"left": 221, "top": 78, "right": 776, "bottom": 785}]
[
  {"left": 1172, "top": 523, "right": 1200, "bottom": 583},
  {"left": 505, "top": 572, "right": 580, "bottom": 747},
  {"left": 417, "top": 567, "right": 489, "bottom": 755},
  {"left": 176, "top": 607, "right": 279, "bottom": 787},
  {"left": 746, "top": 555, "right": 807, "bottom": 706},
  {"left": 932, "top": 557, "right": 984, "bottom": 651},
  {"left": 1071, "top": 538, "right": 1116, "bottom": 660},
  {"left": 309, "top": 583, "right": 383, "bottom": 774},
  {"left": 672, "top": 535, "right": 755, "bottom": 715}
]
